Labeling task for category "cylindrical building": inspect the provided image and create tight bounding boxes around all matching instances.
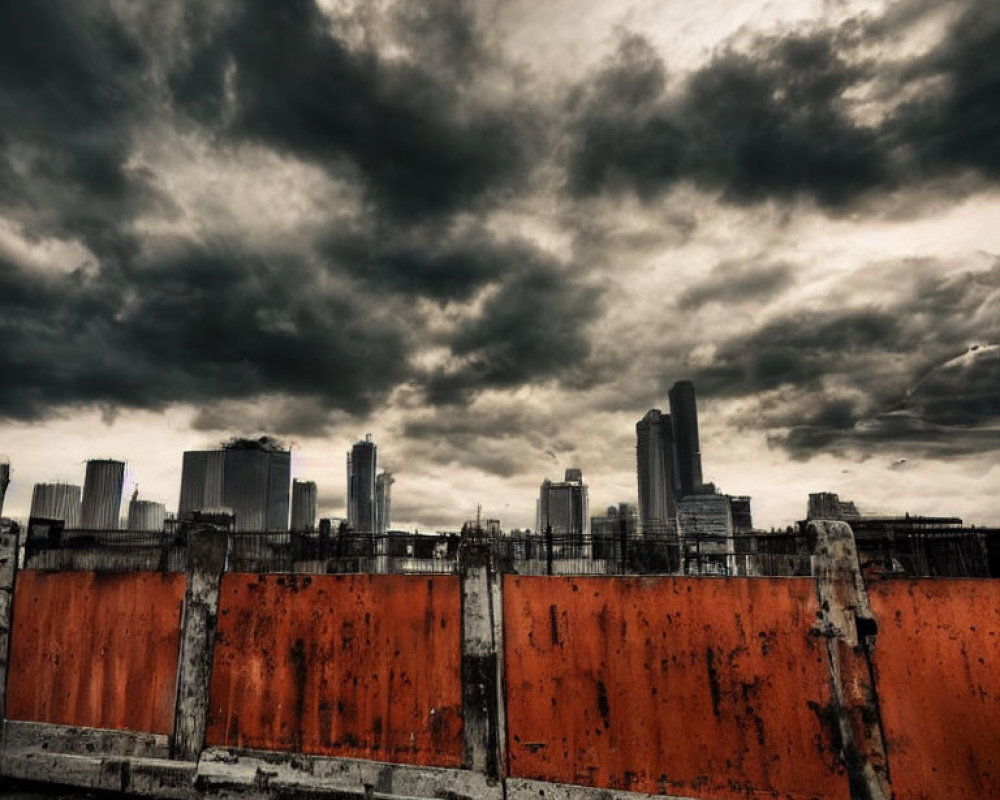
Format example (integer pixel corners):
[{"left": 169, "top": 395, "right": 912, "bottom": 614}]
[
  {"left": 290, "top": 479, "right": 318, "bottom": 532},
  {"left": 30, "top": 482, "right": 82, "bottom": 528},
  {"left": 80, "top": 459, "right": 125, "bottom": 530},
  {"left": 127, "top": 498, "right": 166, "bottom": 532}
]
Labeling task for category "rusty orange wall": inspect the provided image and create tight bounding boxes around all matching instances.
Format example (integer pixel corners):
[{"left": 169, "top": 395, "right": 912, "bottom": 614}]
[
  {"left": 7, "top": 570, "right": 186, "bottom": 734},
  {"left": 504, "top": 576, "right": 849, "bottom": 800},
  {"left": 206, "top": 573, "right": 462, "bottom": 766},
  {"left": 868, "top": 580, "right": 1000, "bottom": 800}
]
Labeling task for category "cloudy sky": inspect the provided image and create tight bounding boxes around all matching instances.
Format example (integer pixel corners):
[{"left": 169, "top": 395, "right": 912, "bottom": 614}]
[{"left": 2, "top": 0, "right": 999, "bottom": 530}]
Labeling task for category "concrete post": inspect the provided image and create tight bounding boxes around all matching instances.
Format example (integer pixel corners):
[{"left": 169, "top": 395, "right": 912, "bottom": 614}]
[
  {"left": 810, "top": 520, "right": 892, "bottom": 800},
  {"left": 172, "top": 530, "right": 228, "bottom": 761},
  {"left": 0, "top": 523, "right": 19, "bottom": 725},
  {"left": 458, "top": 534, "right": 504, "bottom": 781}
]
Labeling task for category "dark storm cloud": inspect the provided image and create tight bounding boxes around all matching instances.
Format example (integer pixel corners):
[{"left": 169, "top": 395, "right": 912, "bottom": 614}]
[
  {"left": 677, "top": 260, "right": 794, "bottom": 309},
  {"left": 169, "top": 0, "right": 531, "bottom": 220},
  {"left": 568, "top": 2, "right": 1000, "bottom": 207},
  {"left": 321, "top": 227, "right": 536, "bottom": 302},
  {"left": 0, "top": 245, "right": 411, "bottom": 421},
  {"left": 0, "top": 3, "right": 166, "bottom": 257},
  {"left": 425, "top": 264, "right": 602, "bottom": 404},
  {"left": 694, "top": 260, "right": 1000, "bottom": 457}
]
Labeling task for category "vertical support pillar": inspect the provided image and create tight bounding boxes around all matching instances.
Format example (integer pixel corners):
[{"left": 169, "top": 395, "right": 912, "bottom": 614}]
[
  {"left": 172, "top": 530, "right": 228, "bottom": 761},
  {"left": 458, "top": 534, "right": 504, "bottom": 781},
  {"left": 0, "top": 523, "right": 19, "bottom": 726},
  {"left": 810, "top": 520, "right": 892, "bottom": 800}
]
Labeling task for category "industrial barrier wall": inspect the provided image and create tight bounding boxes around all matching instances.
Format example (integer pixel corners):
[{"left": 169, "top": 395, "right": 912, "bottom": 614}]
[
  {"left": 868, "top": 579, "right": 1000, "bottom": 800},
  {"left": 7, "top": 570, "right": 186, "bottom": 734},
  {"left": 3, "top": 530, "right": 1000, "bottom": 800},
  {"left": 205, "top": 573, "right": 464, "bottom": 767},
  {"left": 503, "top": 575, "right": 850, "bottom": 800}
]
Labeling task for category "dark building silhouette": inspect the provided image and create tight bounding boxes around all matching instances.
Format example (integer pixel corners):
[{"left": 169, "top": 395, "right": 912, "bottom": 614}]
[
  {"left": 668, "top": 380, "right": 704, "bottom": 497},
  {"left": 636, "top": 409, "right": 677, "bottom": 534},
  {"left": 537, "top": 468, "right": 590, "bottom": 545},
  {"left": 178, "top": 437, "right": 290, "bottom": 531},
  {"left": 375, "top": 471, "right": 393, "bottom": 535},
  {"left": 81, "top": 459, "right": 125, "bottom": 530},
  {"left": 291, "top": 479, "right": 318, "bottom": 533},
  {"left": 347, "top": 435, "right": 378, "bottom": 534}
]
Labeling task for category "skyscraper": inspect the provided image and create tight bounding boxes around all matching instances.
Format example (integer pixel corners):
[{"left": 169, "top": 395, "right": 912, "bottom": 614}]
[
  {"left": 291, "top": 479, "right": 318, "bottom": 532},
  {"left": 178, "top": 437, "right": 290, "bottom": 532},
  {"left": 668, "top": 380, "right": 704, "bottom": 497},
  {"left": 375, "top": 471, "right": 393, "bottom": 535},
  {"left": 536, "top": 468, "right": 590, "bottom": 544},
  {"left": 347, "top": 435, "right": 378, "bottom": 534},
  {"left": 80, "top": 459, "right": 125, "bottom": 530},
  {"left": 636, "top": 409, "right": 676, "bottom": 534},
  {"left": 0, "top": 462, "right": 9, "bottom": 519}
]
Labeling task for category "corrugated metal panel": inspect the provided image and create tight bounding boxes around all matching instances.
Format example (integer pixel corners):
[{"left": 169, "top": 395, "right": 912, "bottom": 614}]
[
  {"left": 503, "top": 575, "right": 848, "bottom": 799},
  {"left": 869, "top": 580, "right": 1000, "bottom": 800},
  {"left": 7, "top": 570, "right": 186, "bottom": 734},
  {"left": 80, "top": 459, "right": 125, "bottom": 530},
  {"left": 206, "top": 573, "right": 463, "bottom": 766}
]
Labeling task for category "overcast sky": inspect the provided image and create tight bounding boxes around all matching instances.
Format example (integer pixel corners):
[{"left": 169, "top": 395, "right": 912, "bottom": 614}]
[{"left": 2, "top": 0, "right": 999, "bottom": 530}]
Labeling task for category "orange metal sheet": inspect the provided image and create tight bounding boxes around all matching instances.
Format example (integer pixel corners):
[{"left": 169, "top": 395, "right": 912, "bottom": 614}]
[
  {"left": 503, "top": 575, "right": 849, "bottom": 800},
  {"left": 7, "top": 569, "right": 186, "bottom": 734},
  {"left": 868, "top": 579, "right": 1000, "bottom": 800},
  {"left": 206, "top": 573, "right": 463, "bottom": 766}
]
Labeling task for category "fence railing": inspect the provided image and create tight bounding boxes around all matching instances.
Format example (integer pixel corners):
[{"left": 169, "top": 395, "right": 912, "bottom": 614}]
[{"left": 17, "top": 524, "right": 1000, "bottom": 578}]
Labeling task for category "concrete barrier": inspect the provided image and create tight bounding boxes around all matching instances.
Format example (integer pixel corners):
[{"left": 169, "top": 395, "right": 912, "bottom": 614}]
[{"left": 0, "top": 524, "right": 996, "bottom": 800}]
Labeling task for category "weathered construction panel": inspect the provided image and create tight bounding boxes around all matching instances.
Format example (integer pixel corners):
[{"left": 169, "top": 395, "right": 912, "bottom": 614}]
[
  {"left": 504, "top": 575, "right": 849, "bottom": 800},
  {"left": 206, "top": 573, "right": 463, "bottom": 766},
  {"left": 7, "top": 570, "right": 186, "bottom": 734},
  {"left": 868, "top": 579, "right": 1000, "bottom": 800}
]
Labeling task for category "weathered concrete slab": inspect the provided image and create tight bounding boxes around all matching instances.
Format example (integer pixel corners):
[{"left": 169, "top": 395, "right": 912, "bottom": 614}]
[
  {"left": 3, "top": 720, "right": 171, "bottom": 758},
  {"left": 506, "top": 777, "right": 704, "bottom": 800},
  {"left": 196, "top": 747, "right": 504, "bottom": 800},
  {"left": 0, "top": 748, "right": 196, "bottom": 796}
]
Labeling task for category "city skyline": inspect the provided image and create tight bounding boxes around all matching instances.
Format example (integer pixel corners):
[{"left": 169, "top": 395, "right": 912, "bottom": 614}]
[{"left": 1, "top": 1, "right": 999, "bottom": 530}]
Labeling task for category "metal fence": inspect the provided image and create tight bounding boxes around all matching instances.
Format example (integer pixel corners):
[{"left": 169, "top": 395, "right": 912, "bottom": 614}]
[
  {"left": 23, "top": 528, "right": 187, "bottom": 572},
  {"left": 18, "top": 524, "right": 1000, "bottom": 578}
]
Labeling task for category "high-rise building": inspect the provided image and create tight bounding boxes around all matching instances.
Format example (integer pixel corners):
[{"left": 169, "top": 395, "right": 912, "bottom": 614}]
[
  {"left": 375, "top": 471, "right": 393, "bottom": 535},
  {"left": 178, "top": 437, "right": 290, "bottom": 532},
  {"left": 347, "top": 435, "right": 378, "bottom": 534},
  {"left": 29, "top": 482, "right": 82, "bottom": 528},
  {"left": 0, "top": 462, "right": 9, "bottom": 519},
  {"left": 80, "top": 459, "right": 125, "bottom": 530},
  {"left": 536, "top": 468, "right": 590, "bottom": 544},
  {"left": 291, "top": 479, "right": 318, "bottom": 532},
  {"left": 636, "top": 409, "right": 677, "bottom": 534},
  {"left": 668, "top": 380, "right": 704, "bottom": 497}
]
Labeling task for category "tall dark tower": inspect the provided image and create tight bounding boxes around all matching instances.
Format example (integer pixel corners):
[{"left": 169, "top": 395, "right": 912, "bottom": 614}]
[
  {"left": 347, "top": 435, "right": 378, "bottom": 534},
  {"left": 635, "top": 409, "right": 676, "bottom": 534},
  {"left": 668, "top": 380, "right": 704, "bottom": 497}
]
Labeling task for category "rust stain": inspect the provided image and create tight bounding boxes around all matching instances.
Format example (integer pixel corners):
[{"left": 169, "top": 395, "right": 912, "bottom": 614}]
[
  {"left": 205, "top": 573, "right": 463, "bottom": 767},
  {"left": 7, "top": 569, "right": 186, "bottom": 734},
  {"left": 869, "top": 579, "right": 1000, "bottom": 800},
  {"left": 503, "top": 575, "right": 849, "bottom": 800}
]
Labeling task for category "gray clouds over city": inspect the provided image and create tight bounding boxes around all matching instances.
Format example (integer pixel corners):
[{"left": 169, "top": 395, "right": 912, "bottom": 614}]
[{"left": 2, "top": 0, "right": 999, "bottom": 528}]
